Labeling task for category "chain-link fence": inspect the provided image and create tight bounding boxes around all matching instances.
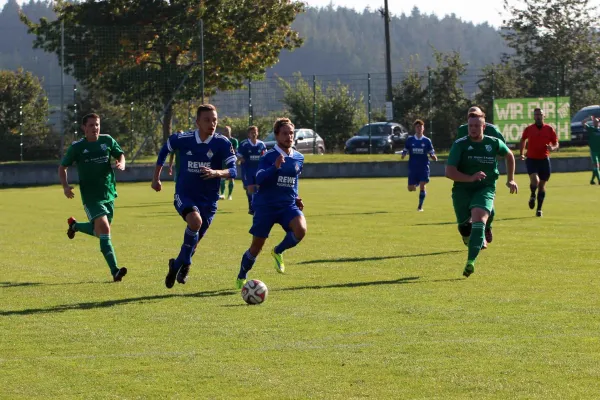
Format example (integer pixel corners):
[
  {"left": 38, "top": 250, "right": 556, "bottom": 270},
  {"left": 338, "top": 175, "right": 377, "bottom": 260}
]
[{"left": 2, "top": 24, "right": 597, "bottom": 161}]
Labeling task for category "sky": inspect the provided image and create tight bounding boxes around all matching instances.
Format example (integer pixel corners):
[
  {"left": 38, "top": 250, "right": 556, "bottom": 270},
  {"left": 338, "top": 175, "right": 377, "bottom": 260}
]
[{"left": 304, "top": 0, "right": 599, "bottom": 28}]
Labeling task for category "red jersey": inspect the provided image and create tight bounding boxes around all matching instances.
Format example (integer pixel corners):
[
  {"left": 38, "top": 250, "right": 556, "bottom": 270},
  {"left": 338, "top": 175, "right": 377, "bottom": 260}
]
[{"left": 520, "top": 124, "right": 558, "bottom": 159}]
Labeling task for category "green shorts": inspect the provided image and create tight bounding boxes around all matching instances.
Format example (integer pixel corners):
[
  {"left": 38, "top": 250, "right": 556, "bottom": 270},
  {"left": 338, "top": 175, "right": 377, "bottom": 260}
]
[
  {"left": 83, "top": 201, "right": 114, "bottom": 223},
  {"left": 591, "top": 150, "right": 600, "bottom": 165},
  {"left": 451, "top": 186, "right": 495, "bottom": 224}
]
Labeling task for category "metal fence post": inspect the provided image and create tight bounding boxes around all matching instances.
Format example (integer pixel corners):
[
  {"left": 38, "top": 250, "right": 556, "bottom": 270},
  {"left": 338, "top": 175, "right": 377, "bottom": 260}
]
[
  {"left": 19, "top": 104, "right": 23, "bottom": 162},
  {"left": 72, "top": 85, "right": 78, "bottom": 142},
  {"left": 59, "top": 20, "right": 65, "bottom": 159},
  {"left": 130, "top": 102, "right": 134, "bottom": 155},
  {"left": 491, "top": 67, "right": 495, "bottom": 124},
  {"left": 248, "top": 78, "right": 253, "bottom": 126},
  {"left": 428, "top": 69, "right": 433, "bottom": 142},
  {"left": 313, "top": 74, "right": 317, "bottom": 154},
  {"left": 368, "top": 73, "right": 372, "bottom": 154},
  {"left": 200, "top": 20, "right": 205, "bottom": 103}
]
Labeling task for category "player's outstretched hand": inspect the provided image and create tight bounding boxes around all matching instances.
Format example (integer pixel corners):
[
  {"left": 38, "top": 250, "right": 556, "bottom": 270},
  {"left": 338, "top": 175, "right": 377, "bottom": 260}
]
[
  {"left": 275, "top": 154, "right": 285, "bottom": 169},
  {"left": 151, "top": 179, "right": 162, "bottom": 192},
  {"left": 506, "top": 180, "right": 518, "bottom": 194},
  {"left": 471, "top": 171, "right": 487, "bottom": 182},
  {"left": 63, "top": 185, "right": 75, "bottom": 199},
  {"left": 295, "top": 197, "right": 304, "bottom": 211},
  {"left": 115, "top": 159, "right": 126, "bottom": 171},
  {"left": 199, "top": 166, "right": 218, "bottom": 180}
]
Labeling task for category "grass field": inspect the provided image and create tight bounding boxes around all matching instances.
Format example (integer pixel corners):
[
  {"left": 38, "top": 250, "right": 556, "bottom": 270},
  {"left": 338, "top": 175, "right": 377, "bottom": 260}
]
[{"left": 1, "top": 172, "right": 600, "bottom": 399}]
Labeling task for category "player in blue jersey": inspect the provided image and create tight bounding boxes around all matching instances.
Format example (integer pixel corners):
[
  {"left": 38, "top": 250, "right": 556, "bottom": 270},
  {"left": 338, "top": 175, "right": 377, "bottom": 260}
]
[
  {"left": 237, "top": 126, "right": 267, "bottom": 215},
  {"left": 151, "top": 104, "right": 237, "bottom": 289},
  {"left": 401, "top": 119, "right": 438, "bottom": 211},
  {"left": 235, "top": 118, "right": 306, "bottom": 289}
]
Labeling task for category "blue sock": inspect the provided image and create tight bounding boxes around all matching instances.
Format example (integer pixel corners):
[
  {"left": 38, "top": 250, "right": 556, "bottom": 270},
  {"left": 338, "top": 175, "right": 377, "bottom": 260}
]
[
  {"left": 274, "top": 231, "right": 300, "bottom": 254},
  {"left": 175, "top": 227, "right": 199, "bottom": 267},
  {"left": 238, "top": 250, "right": 256, "bottom": 279},
  {"left": 418, "top": 190, "right": 426, "bottom": 209}
]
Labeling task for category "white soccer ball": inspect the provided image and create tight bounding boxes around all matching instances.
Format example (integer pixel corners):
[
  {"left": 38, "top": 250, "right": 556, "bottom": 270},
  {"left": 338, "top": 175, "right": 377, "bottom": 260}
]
[{"left": 241, "top": 279, "right": 268, "bottom": 305}]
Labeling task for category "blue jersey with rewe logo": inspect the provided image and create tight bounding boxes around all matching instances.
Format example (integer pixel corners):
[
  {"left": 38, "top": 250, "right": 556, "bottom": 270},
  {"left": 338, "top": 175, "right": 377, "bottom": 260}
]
[
  {"left": 237, "top": 139, "right": 267, "bottom": 175},
  {"left": 253, "top": 145, "right": 304, "bottom": 208},
  {"left": 156, "top": 130, "right": 237, "bottom": 205},
  {"left": 402, "top": 135, "right": 435, "bottom": 170}
]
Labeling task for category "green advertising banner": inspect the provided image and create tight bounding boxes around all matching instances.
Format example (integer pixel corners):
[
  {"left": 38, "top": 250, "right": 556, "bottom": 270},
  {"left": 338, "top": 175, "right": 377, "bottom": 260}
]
[{"left": 493, "top": 97, "right": 571, "bottom": 143}]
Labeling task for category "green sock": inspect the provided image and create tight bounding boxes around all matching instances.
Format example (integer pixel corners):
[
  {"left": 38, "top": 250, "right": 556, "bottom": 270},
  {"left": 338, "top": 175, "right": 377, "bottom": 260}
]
[
  {"left": 99, "top": 234, "right": 119, "bottom": 276},
  {"left": 74, "top": 222, "right": 95, "bottom": 237},
  {"left": 228, "top": 180, "right": 234, "bottom": 196},
  {"left": 594, "top": 168, "right": 600, "bottom": 181},
  {"left": 486, "top": 208, "right": 495, "bottom": 230},
  {"left": 220, "top": 180, "right": 226, "bottom": 195},
  {"left": 467, "top": 221, "right": 485, "bottom": 263}
]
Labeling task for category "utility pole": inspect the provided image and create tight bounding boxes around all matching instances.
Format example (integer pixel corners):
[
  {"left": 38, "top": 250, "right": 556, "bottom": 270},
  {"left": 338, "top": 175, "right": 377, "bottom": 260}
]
[{"left": 381, "top": 0, "right": 393, "bottom": 120}]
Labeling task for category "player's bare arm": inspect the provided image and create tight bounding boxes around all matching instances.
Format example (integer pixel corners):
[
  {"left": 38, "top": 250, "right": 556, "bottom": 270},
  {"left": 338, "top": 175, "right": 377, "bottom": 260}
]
[
  {"left": 199, "top": 167, "right": 233, "bottom": 180},
  {"left": 519, "top": 137, "right": 527, "bottom": 160},
  {"left": 151, "top": 164, "right": 163, "bottom": 191},
  {"left": 445, "top": 165, "right": 486, "bottom": 182},
  {"left": 58, "top": 165, "right": 75, "bottom": 199},
  {"left": 504, "top": 150, "right": 518, "bottom": 194},
  {"left": 115, "top": 154, "right": 126, "bottom": 171}
]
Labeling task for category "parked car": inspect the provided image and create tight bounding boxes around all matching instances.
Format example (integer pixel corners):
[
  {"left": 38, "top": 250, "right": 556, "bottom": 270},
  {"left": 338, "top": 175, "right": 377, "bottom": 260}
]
[
  {"left": 570, "top": 105, "right": 600, "bottom": 145},
  {"left": 344, "top": 122, "right": 408, "bottom": 154},
  {"left": 262, "top": 129, "right": 326, "bottom": 154}
]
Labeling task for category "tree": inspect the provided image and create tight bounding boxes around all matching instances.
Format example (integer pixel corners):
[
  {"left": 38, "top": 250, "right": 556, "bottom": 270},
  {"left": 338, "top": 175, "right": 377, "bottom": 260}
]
[
  {"left": 0, "top": 68, "right": 52, "bottom": 160},
  {"left": 473, "top": 63, "right": 531, "bottom": 123},
  {"left": 427, "top": 49, "right": 469, "bottom": 148},
  {"left": 21, "top": 0, "right": 304, "bottom": 143},
  {"left": 392, "top": 68, "right": 427, "bottom": 128},
  {"left": 502, "top": 0, "right": 600, "bottom": 112},
  {"left": 279, "top": 74, "right": 365, "bottom": 152}
]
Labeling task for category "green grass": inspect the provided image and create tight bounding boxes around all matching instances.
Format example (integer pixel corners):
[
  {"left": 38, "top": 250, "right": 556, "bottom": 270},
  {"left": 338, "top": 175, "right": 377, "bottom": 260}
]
[{"left": 2, "top": 173, "right": 600, "bottom": 398}]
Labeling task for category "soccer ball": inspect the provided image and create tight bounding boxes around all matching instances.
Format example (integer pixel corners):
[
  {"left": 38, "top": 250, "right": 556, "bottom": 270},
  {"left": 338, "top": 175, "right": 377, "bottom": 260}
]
[{"left": 241, "top": 279, "right": 268, "bottom": 305}]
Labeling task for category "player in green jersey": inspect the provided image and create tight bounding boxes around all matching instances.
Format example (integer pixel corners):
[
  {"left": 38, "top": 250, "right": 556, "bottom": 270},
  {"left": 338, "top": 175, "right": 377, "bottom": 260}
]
[
  {"left": 446, "top": 111, "right": 518, "bottom": 278},
  {"left": 219, "top": 126, "right": 238, "bottom": 200},
  {"left": 456, "top": 106, "right": 505, "bottom": 247},
  {"left": 58, "top": 113, "right": 128, "bottom": 282},
  {"left": 582, "top": 116, "right": 600, "bottom": 185}
]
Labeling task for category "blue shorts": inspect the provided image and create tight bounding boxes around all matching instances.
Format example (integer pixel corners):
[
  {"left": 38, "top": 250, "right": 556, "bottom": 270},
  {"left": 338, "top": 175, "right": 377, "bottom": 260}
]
[
  {"left": 250, "top": 205, "right": 303, "bottom": 238},
  {"left": 242, "top": 169, "right": 257, "bottom": 187},
  {"left": 526, "top": 158, "right": 551, "bottom": 181},
  {"left": 174, "top": 193, "right": 217, "bottom": 237},
  {"left": 408, "top": 167, "right": 430, "bottom": 186}
]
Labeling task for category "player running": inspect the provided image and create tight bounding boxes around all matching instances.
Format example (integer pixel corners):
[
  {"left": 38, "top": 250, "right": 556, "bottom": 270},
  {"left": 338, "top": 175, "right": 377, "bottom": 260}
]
[
  {"left": 400, "top": 119, "right": 438, "bottom": 211},
  {"left": 219, "top": 125, "right": 239, "bottom": 200},
  {"left": 58, "top": 113, "right": 128, "bottom": 282},
  {"left": 581, "top": 115, "right": 600, "bottom": 185},
  {"left": 152, "top": 104, "right": 237, "bottom": 289},
  {"left": 235, "top": 118, "right": 306, "bottom": 289},
  {"left": 519, "top": 108, "right": 559, "bottom": 217},
  {"left": 446, "top": 111, "right": 518, "bottom": 278},
  {"left": 457, "top": 106, "right": 505, "bottom": 245},
  {"left": 237, "top": 126, "right": 267, "bottom": 215}
]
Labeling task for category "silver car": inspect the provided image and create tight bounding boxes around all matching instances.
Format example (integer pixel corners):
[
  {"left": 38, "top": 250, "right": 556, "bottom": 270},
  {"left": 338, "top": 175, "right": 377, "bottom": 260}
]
[{"left": 263, "top": 129, "right": 326, "bottom": 154}]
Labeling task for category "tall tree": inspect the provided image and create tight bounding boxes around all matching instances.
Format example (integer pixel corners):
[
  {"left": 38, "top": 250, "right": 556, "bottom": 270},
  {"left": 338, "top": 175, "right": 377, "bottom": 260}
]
[
  {"left": 0, "top": 68, "right": 52, "bottom": 161},
  {"left": 502, "top": 0, "right": 600, "bottom": 111},
  {"left": 428, "top": 49, "right": 469, "bottom": 147},
  {"left": 21, "top": 0, "right": 304, "bottom": 142},
  {"left": 473, "top": 62, "right": 531, "bottom": 123}
]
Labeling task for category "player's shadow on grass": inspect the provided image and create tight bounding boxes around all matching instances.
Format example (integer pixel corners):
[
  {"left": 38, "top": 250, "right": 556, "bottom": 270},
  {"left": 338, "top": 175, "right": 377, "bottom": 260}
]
[
  {"left": 308, "top": 211, "right": 390, "bottom": 217},
  {"left": 298, "top": 250, "right": 463, "bottom": 265},
  {"left": 413, "top": 216, "right": 531, "bottom": 226},
  {"left": 0, "top": 289, "right": 237, "bottom": 316},
  {"left": 119, "top": 202, "right": 174, "bottom": 208},
  {"left": 0, "top": 281, "right": 102, "bottom": 288},
  {"left": 279, "top": 276, "right": 420, "bottom": 291}
]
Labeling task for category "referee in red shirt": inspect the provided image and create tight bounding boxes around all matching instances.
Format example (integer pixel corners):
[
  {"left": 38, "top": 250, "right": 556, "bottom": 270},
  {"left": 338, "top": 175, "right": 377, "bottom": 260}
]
[{"left": 519, "top": 108, "right": 559, "bottom": 217}]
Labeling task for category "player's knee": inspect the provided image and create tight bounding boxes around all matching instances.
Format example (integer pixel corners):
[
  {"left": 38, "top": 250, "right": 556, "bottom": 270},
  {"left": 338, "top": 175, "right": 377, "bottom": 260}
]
[
  {"left": 294, "top": 227, "right": 307, "bottom": 241},
  {"left": 94, "top": 217, "right": 110, "bottom": 235},
  {"left": 187, "top": 215, "right": 202, "bottom": 231}
]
